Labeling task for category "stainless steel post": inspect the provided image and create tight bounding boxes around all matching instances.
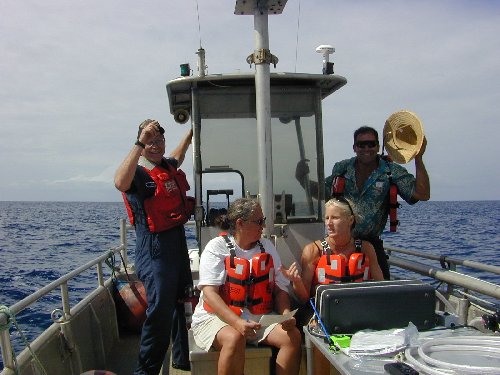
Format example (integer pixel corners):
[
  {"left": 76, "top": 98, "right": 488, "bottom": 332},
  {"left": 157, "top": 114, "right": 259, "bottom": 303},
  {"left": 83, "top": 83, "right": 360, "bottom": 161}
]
[{"left": 254, "top": 5, "right": 274, "bottom": 236}]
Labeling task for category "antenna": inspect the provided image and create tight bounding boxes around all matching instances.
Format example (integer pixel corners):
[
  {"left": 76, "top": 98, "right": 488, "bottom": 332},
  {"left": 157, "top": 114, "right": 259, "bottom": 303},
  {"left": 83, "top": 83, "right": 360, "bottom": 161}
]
[
  {"left": 316, "top": 44, "right": 335, "bottom": 75},
  {"left": 196, "top": 47, "right": 207, "bottom": 77}
]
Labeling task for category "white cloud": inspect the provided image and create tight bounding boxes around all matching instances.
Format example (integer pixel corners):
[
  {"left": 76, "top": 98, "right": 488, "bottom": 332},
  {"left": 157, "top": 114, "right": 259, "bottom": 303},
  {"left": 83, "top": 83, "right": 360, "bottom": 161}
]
[
  {"left": 49, "top": 165, "right": 115, "bottom": 185},
  {"left": 1, "top": 0, "right": 499, "bottom": 201}
]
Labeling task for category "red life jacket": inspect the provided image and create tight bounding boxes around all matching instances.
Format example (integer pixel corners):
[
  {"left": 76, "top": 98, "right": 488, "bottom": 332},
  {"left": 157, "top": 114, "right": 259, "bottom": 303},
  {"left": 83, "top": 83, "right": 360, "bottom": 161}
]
[
  {"left": 388, "top": 184, "right": 399, "bottom": 232},
  {"left": 313, "top": 239, "right": 370, "bottom": 285},
  {"left": 331, "top": 176, "right": 346, "bottom": 198},
  {"left": 204, "top": 236, "right": 275, "bottom": 316},
  {"left": 123, "top": 162, "right": 194, "bottom": 233}
]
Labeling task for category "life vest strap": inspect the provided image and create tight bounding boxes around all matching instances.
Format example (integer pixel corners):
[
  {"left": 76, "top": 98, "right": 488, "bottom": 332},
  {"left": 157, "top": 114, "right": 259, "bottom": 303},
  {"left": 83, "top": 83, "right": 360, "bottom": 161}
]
[
  {"left": 354, "top": 239, "right": 362, "bottom": 253},
  {"left": 256, "top": 243, "right": 271, "bottom": 268},
  {"left": 343, "top": 272, "right": 365, "bottom": 282},
  {"left": 248, "top": 297, "right": 263, "bottom": 306},
  {"left": 324, "top": 274, "right": 359, "bottom": 283},
  {"left": 222, "top": 235, "right": 238, "bottom": 268},
  {"left": 390, "top": 219, "right": 399, "bottom": 227},
  {"left": 388, "top": 172, "right": 399, "bottom": 232},
  {"left": 228, "top": 300, "right": 246, "bottom": 308},
  {"left": 257, "top": 240, "right": 266, "bottom": 254},
  {"left": 331, "top": 175, "right": 346, "bottom": 199},
  {"left": 320, "top": 240, "right": 331, "bottom": 254},
  {"left": 320, "top": 240, "right": 333, "bottom": 267},
  {"left": 222, "top": 235, "right": 236, "bottom": 252},
  {"left": 352, "top": 240, "right": 366, "bottom": 267},
  {"left": 252, "top": 273, "right": 270, "bottom": 284},
  {"left": 226, "top": 275, "right": 249, "bottom": 286}
]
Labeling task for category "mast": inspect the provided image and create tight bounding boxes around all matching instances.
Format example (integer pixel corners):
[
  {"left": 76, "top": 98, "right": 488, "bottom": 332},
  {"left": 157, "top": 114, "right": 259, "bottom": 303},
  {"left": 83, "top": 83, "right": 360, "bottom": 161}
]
[{"left": 235, "top": 0, "right": 286, "bottom": 236}]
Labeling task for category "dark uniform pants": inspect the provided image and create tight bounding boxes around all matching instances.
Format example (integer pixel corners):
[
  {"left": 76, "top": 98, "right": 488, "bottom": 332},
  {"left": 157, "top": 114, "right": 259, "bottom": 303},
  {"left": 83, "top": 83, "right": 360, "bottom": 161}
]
[
  {"left": 363, "top": 236, "right": 390, "bottom": 280},
  {"left": 133, "top": 225, "right": 192, "bottom": 375}
]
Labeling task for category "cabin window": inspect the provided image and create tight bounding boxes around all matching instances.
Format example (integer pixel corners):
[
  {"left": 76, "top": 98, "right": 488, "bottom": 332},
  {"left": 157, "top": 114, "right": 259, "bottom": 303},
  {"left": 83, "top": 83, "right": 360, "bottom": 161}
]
[{"left": 197, "top": 86, "right": 322, "bottom": 224}]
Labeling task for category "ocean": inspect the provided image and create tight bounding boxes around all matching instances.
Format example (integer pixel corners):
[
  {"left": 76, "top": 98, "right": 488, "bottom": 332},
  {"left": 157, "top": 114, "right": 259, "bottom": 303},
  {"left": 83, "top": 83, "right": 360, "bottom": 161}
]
[{"left": 0, "top": 200, "right": 499, "bottom": 369}]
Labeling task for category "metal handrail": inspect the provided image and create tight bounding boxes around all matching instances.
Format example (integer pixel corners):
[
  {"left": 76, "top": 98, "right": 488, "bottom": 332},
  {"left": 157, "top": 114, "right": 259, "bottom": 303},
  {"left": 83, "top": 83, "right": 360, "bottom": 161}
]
[
  {"left": 386, "top": 246, "right": 500, "bottom": 275},
  {"left": 0, "top": 219, "right": 129, "bottom": 372},
  {"left": 7, "top": 246, "right": 124, "bottom": 317},
  {"left": 388, "top": 254, "right": 500, "bottom": 299}
]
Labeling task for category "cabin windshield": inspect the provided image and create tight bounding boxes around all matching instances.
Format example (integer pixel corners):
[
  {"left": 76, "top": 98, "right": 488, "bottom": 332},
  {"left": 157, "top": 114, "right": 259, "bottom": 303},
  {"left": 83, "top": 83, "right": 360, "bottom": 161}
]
[{"left": 200, "top": 115, "right": 320, "bottom": 223}]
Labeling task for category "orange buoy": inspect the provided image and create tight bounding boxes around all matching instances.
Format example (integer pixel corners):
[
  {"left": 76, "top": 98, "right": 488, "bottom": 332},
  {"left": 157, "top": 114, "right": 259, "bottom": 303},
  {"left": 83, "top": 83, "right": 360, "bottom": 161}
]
[{"left": 114, "top": 279, "right": 148, "bottom": 333}]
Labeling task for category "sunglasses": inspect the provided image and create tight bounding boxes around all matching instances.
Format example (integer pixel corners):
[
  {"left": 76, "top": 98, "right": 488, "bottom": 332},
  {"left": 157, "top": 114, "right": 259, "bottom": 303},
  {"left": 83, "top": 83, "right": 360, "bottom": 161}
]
[
  {"left": 147, "top": 138, "right": 166, "bottom": 147},
  {"left": 249, "top": 217, "right": 266, "bottom": 226},
  {"left": 355, "top": 140, "right": 378, "bottom": 149},
  {"left": 334, "top": 197, "right": 353, "bottom": 214}
]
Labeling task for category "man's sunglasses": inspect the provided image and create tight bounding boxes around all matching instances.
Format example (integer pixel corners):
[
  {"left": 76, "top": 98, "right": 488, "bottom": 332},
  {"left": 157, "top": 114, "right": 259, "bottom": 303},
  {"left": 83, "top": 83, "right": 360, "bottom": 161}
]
[{"left": 355, "top": 140, "right": 378, "bottom": 149}]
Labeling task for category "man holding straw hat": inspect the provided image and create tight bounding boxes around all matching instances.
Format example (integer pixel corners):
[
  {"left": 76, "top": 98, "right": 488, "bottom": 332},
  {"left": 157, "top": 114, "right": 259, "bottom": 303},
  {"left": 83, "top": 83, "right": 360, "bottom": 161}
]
[{"left": 296, "top": 111, "right": 430, "bottom": 279}]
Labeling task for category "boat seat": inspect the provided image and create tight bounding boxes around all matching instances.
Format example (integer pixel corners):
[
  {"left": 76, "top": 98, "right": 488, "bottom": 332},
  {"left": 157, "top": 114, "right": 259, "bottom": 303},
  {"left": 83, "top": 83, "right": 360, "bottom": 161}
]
[{"left": 188, "top": 329, "right": 272, "bottom": 375}]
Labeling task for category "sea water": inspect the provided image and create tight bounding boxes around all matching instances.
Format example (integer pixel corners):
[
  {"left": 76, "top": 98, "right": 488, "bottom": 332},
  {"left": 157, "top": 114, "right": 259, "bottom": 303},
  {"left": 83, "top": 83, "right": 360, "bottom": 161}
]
[{"left": 0, "top": 200, "right": 499, "bottom": 369}]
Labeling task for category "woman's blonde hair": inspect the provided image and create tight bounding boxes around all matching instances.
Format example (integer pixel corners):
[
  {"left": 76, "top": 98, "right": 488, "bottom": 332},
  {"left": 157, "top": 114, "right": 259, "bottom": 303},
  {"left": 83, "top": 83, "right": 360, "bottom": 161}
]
[{"left": 325, "top": 198, "right": 358, "bottom": 229}]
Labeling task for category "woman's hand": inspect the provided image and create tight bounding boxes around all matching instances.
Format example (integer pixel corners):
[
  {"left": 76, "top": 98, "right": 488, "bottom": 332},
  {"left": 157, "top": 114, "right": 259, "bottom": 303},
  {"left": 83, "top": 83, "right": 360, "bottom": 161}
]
[
  {"left": 235, "top": 317, "right": 261, "bottom": 339},
  {"left": 280, "top": 316, "right": 297, "bottom": 331},
  {"left": 280, "top": 262, "right": 302, "bottom": 284}
]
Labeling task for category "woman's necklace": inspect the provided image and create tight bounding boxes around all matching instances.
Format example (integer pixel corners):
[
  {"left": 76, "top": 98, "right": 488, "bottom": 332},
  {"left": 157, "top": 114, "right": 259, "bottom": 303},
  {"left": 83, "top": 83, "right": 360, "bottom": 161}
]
[{"left": 327, "top": 237, "right": 353, "bottom": 255}]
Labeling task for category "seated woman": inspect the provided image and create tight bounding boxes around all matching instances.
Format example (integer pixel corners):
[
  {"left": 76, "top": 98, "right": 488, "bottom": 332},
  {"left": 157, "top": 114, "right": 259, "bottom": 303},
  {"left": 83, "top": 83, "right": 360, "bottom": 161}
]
[
  {"left": 283, "top": 198, "right": 384, "bottom": 374},
  {"left": 285, "top": 197, "right": 384, "bottom": 304},
  {"left": 191, "top": 198, "right": 301, "bottom": 375}
]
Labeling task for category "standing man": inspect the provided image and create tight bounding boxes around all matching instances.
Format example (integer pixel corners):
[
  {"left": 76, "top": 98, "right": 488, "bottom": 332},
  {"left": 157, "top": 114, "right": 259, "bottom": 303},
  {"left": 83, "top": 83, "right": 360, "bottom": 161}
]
[
  {"left": 115, "top": 119, "right": 194, "bottom": 374},
  {"left": 296, "top": 126, "right": 430, "bottom": 279}
]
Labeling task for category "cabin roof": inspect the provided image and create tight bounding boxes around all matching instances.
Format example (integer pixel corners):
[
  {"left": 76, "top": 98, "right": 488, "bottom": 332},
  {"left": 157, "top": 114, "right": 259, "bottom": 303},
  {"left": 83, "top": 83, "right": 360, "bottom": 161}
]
[{"left": 166, "top": 72, "right": 347, "bottom": 115}]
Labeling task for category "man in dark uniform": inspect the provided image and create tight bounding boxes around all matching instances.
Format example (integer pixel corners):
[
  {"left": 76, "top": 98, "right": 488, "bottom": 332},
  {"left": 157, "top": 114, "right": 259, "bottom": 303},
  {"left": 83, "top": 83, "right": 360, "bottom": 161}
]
[{"left": 115, "top": 119, "right": 194, "bottom": 374}]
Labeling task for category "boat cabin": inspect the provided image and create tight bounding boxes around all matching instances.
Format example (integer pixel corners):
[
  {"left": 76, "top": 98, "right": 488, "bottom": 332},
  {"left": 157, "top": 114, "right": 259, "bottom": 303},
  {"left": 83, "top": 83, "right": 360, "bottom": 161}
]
[{"left": 167, "top": 72, "right": 346, "bottom": 264}]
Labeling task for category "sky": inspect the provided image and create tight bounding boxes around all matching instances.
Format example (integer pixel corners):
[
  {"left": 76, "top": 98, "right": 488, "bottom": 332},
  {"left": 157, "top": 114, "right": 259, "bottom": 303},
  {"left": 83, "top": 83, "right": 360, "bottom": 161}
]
[{"left": 1, "top": 0, "right": 499, "bottom": 202}]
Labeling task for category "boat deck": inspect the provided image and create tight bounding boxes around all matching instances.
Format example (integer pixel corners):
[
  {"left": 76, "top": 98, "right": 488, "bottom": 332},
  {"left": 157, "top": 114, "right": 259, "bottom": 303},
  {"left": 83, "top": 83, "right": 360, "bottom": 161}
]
[
  {"left": 106, "top": 331, "right": 309, "bottom": 375},
  {"left": 106, "top": 332, "right": 190, "bottom": 375}
]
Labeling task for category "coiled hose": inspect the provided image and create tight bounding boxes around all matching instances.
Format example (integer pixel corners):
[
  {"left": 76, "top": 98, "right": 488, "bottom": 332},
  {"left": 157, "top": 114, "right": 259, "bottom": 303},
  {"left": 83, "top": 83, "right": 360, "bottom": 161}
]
[{"left": 405, "top": 335, "right": 500, "bottom": 374}]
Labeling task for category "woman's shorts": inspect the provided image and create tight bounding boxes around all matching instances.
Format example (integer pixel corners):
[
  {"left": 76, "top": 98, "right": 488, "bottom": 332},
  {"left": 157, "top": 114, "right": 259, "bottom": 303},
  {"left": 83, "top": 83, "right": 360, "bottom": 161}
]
[{"left": 192, "top": 314, "right": 278, "bottom": 352}]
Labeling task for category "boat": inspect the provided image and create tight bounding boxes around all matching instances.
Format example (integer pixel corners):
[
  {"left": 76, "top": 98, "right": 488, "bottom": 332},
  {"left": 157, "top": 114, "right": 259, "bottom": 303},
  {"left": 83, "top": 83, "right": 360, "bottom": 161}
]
[{"left": 1, "top": 1, "right": 499, "bottom": 374}]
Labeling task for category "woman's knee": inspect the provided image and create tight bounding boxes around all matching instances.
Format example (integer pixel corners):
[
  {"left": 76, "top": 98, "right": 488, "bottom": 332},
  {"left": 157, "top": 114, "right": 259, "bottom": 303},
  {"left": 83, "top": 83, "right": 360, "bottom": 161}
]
[
  {"left": 278, "top": 326, "right": 302, "bottom": 349},
  {"left": 214, "top": 326, "right": 246, "bottom": 351},
  {"left": 266, "top": 325, "right": 302, "bottom": 349}
]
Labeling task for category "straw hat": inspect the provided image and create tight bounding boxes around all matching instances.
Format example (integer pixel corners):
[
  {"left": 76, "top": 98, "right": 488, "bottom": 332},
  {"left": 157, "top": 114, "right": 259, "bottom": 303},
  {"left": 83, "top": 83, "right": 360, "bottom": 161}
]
[{"left": 383, "top": 110, "right": 424, "bottom": 164}]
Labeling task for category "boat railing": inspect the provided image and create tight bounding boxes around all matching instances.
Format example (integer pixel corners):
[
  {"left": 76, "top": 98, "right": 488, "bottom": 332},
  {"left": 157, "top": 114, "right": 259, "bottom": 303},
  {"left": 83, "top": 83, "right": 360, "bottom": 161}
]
[
  {"left": 386, "top": 246, "right": 500, "bottom": 301},
  {"left": 0, "top": 219, "right": 130, "bottom": 372},
  {"left": 386, "top": 246, "right": 500, "bottom": 275}
]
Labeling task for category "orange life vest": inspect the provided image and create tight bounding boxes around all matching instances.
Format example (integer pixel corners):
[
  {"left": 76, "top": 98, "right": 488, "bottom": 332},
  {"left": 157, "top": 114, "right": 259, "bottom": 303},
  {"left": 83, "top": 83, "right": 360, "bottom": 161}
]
[
  {"left": 204, "top": 236, "right": 275, "bottom": 316},
  {"left": 313, "top": 239, "right": 370, "bottom": 285},
  {"left": 123, "top": 162, "right": 194, "bottom": 233}
]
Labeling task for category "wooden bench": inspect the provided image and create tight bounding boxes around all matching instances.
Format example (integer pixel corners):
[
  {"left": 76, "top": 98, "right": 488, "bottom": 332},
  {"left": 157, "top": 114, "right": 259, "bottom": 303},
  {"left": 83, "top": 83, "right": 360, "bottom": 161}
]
[{"left": 188, "top": 330, "right": 272, "bottom": 375}]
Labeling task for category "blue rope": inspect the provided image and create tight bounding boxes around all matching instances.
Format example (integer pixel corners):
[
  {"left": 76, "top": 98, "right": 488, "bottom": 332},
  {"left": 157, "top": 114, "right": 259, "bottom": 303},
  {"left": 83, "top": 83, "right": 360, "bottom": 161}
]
[{"left": 308, "top": 298, "right": 331, "bottom": 339}]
